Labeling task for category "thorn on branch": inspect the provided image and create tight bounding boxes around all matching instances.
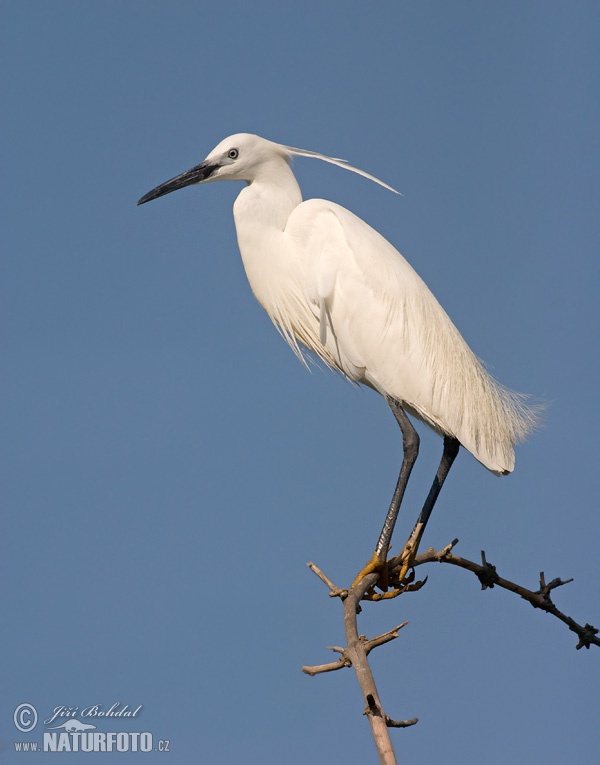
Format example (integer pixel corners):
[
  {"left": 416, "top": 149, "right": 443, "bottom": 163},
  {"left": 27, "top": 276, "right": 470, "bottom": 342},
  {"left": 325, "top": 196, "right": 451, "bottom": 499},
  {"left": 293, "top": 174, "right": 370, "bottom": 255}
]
[
  {"left": 410, "top": 537, "right": 460, "bottom": 568},
  {"left": 440, "top": 538, "right": 460, "bottom": 559},
  {"left": 536, "top": 571, "right": 574, "bottom": 602},
  {"left": 576, "top": 624, "right": 599, "bottom": 650},
  {"left": 476, "top": 550, "right": 500, "bottom": 590}
]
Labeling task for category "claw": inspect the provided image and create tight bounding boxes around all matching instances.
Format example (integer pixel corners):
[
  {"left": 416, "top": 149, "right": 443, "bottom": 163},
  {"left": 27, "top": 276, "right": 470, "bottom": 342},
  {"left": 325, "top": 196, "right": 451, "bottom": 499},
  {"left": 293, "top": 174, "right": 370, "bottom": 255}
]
[
  {"left": 352, "top": 522, "right": 427, "bottom": 597},
  {"left": 364, "top": 569, "right": 427, "bottom": 601},
  {"left": 351, "top": 551, "right": 389, "bottom": 591},
  {"left": 387, "top": 522, "right": 425, "bottom": 584}
]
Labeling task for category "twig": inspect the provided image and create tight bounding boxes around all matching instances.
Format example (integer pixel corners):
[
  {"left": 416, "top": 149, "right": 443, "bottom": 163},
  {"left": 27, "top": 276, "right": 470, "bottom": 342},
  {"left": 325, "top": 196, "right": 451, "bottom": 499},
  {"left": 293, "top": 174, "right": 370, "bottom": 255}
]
[
  {"left": 307, "top": 561, "right": 348, "bottom": 599},
  {"left": 402, "top": 543, "right": 600, "bottom": 650},
  {"left": 386, "top": 716, "right": 419, "bottom": 729},
  {"left": 364, "top": 623, "right": 409, "bottom": 654},
  {"left": 302, "top": 657, "right": 350, "bottom": 676}
]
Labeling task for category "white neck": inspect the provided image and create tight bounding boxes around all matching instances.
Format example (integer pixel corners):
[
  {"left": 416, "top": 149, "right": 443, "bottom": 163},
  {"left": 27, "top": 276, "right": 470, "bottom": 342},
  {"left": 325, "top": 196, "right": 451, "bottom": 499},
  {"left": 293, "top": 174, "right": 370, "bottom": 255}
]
[
  {"left": 232, "top": 163, "right": 303, "bottom": 311},
  {"left": 233, "top": 161, "right": 302, "bottom": 232}
]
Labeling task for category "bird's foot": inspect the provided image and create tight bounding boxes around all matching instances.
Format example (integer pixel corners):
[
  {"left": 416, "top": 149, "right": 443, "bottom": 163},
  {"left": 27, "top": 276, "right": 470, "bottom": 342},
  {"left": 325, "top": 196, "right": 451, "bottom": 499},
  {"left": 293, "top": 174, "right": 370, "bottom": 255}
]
[
  {"left": 382, "top": 523, "right": 427, "bottom": 590},
  {"left": 351, "top": 532, "right": 429, "bottom": 600},
  {"left": 367, "top": 568, "right": 428, "bottom": 600},
  {"left": 388, "top": 542, "right": 417, "bottom": 586},
  {"left": 351, "top": 551, "right": 389, "bottom": 591},
  {"left": 351, "top": 549, "right": 427, "bottom": 600},
  {"left": 388, "top": 531, "right": 421, "bottom": 585}
]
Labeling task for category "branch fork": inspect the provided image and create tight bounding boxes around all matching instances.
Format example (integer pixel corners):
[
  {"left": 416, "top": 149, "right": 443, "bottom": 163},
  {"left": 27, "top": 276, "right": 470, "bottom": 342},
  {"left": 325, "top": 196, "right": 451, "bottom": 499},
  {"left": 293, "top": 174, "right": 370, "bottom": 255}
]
[{"left": 302, "top": 538, "right": 598, "bottom": 764}]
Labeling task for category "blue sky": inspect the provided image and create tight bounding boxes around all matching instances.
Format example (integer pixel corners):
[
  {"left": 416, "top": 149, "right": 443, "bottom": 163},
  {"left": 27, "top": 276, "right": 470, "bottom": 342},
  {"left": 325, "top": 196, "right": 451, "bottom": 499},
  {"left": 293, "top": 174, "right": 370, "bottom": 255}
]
[{"left": 2, "top": 2, "right": 599, "bottom": 763}]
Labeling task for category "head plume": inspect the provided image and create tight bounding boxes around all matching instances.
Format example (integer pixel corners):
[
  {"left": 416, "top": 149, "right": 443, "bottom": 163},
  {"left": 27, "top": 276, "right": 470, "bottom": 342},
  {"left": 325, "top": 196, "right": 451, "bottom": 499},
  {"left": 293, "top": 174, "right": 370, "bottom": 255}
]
[{"left": 283, "top": 144, "right": 400, "bottom": 195}]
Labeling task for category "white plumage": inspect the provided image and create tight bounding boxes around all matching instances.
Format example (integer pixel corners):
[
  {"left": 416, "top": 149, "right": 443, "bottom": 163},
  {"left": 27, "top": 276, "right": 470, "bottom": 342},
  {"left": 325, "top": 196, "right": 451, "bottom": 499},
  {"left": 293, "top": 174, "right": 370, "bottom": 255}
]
[
  {"left": 211, "top": 133, "right": 535, "bottom": 473},
  {"left": 138, "top": 132, "right": 538, "bottom": 581}
]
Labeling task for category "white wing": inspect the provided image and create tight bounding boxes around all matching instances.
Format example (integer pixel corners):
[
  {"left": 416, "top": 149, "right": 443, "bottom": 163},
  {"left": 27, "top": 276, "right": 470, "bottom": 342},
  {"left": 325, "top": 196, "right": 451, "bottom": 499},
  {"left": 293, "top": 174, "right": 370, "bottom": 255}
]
[{"left": 286, "top": 199, "right": 536, "bottom": 474}]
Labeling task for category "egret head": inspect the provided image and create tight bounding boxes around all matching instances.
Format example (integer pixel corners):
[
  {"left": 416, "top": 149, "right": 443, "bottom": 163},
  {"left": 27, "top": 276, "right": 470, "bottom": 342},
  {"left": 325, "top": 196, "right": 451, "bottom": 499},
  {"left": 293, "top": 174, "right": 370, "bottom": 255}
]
[
  {"left": 137, "top": 133, "right": 399, "bottom": 206},
  {"left": 137, "top": 134, "right": 291, "bottom": 205}
]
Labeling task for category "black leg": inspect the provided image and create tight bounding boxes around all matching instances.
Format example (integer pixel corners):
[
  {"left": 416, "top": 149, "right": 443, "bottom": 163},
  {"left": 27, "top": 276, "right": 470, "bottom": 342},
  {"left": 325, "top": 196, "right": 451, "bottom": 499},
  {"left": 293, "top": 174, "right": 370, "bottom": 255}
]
[
  {"left": 397, "top": 435, "right": 460, "bottom": 574},
  {"left": 374, "top": 398, "right": 420, "bottom": 561},
  {"left": 352, "top": 397, "right": 419, "bottom": 590}
]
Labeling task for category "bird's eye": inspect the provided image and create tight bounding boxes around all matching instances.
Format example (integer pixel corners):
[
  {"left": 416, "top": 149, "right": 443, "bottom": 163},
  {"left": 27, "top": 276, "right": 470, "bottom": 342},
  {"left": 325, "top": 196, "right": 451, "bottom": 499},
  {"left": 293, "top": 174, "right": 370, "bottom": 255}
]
[{"left": 228, "top": 148, "right": 239, "bottom": 160}]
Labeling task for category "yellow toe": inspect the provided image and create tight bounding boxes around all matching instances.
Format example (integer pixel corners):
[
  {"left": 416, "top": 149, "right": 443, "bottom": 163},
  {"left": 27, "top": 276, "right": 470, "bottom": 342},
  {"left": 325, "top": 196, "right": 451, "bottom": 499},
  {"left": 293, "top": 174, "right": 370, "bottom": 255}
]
[{"left": 351, "top": 552, "right": 387, "bottom": 590}]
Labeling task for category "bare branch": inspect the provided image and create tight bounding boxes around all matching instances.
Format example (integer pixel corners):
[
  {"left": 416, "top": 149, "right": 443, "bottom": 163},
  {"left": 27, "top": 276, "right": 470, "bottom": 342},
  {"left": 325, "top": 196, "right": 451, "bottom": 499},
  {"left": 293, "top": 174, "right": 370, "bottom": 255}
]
[
  {"left": 343, "top": 575, "right": 402, "bottom": 765},
  {"left": 303, "top": 536, "right": 598, "bottom": 763},
  {"left": 399, "top": 542, "right": 600, "bottom": 650},
  {"left": 302, "top": 658, "right": 350, "bottom": 676},
  {"left": 307, "top": 561, "right": 348, "bottom": 599},
  {"left": 364, "top": 623, "right": 409, "bottom": 654},
  {"left": 386, "top": 716, "right": 419, "bottom": 729},
  {"left": 304, "top": 566, "right": 416, "bottom": 763}
]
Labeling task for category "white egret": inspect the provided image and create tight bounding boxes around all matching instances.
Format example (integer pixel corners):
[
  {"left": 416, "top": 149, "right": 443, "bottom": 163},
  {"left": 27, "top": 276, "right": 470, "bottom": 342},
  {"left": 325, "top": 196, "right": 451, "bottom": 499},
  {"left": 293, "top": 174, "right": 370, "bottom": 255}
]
[{"left": 138, "top": 133, "right": 537, "bottom": 593}]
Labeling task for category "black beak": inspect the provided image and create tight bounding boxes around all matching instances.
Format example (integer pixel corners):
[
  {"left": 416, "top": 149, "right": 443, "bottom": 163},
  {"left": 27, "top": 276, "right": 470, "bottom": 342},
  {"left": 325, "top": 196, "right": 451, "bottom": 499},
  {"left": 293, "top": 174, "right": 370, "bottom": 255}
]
[{"left": 137, "top": 161, "right": 220, "bottom": 205}]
